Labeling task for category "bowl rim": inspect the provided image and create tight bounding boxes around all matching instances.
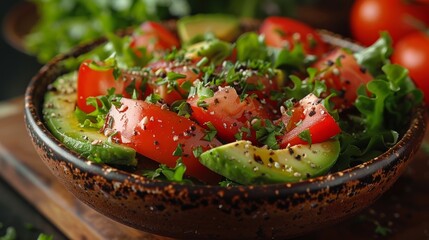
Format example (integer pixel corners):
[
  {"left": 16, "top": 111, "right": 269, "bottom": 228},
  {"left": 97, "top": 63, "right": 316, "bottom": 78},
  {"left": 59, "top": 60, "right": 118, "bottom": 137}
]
[{"left": 24, "top": 28, "right": 427, "bottom": 196}]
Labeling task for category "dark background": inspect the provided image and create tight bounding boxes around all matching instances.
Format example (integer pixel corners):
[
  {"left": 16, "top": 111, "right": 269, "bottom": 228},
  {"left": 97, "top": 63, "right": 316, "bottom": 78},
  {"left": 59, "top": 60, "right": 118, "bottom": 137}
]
[{"left": 1, "top": 0, "right": 41, "bottom": 101}]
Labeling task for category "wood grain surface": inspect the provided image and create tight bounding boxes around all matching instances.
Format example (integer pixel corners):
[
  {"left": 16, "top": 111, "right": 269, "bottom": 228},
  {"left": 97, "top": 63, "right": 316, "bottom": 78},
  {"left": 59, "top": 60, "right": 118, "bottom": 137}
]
[{"left": 0, "top": 98, "right": 428, "bottom": 240}]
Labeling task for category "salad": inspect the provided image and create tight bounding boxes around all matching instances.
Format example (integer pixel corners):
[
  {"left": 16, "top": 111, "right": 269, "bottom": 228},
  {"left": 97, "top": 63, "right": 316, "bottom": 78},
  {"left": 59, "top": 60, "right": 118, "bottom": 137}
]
[{"left": 43, "top": 15, "right": 422, "bottom": 185}]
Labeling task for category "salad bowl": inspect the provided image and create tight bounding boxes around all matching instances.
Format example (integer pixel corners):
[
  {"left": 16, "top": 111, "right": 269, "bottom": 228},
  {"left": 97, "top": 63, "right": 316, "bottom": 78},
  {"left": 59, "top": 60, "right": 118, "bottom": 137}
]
[{"left": 24, "top": 20, "right": 427, "bottom": 239}]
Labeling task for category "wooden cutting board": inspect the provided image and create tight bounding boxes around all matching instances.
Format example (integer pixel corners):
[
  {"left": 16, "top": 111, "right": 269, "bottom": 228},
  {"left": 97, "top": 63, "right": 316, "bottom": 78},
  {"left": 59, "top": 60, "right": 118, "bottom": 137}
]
[{"left": 0, "top": 98, "right": 428, "bottom": 240}]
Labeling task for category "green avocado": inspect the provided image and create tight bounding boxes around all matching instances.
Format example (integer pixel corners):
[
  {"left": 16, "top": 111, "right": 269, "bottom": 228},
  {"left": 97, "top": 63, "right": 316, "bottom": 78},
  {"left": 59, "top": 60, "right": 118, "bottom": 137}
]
[
  {"left": 185, "top": 40, "right": 233, "bottom": 65},
  {"left": 177, "top": 14, "right": 240, "bottom": 43},
  {"left": 199, "top": 140, "right": 340, "bottom": 184},
  {"left": 43, "top": 72, "right": 137, "bottom": 166}
]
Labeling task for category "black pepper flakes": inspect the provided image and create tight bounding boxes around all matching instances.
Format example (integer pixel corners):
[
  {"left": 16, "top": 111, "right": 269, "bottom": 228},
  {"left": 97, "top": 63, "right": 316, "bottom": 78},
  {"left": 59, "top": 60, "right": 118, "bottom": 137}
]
[{"left": 253, "top": 154, "right": 263, "bottom": 164}]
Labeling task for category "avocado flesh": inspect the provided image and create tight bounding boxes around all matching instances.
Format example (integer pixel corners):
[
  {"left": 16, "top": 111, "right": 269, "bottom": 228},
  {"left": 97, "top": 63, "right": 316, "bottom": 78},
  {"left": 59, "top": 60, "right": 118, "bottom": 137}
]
[
  {"left": 199, "top": 140, "right": 340, "bottom": 184},
  {"left": 185, "top": 40, "right": 233, "bottom": 65},
  {"left": 177, "top": 14, "right": 240, "bottom": 43},
  {"left": 43, "top": 72, "right": 137, "bottom": 166}
]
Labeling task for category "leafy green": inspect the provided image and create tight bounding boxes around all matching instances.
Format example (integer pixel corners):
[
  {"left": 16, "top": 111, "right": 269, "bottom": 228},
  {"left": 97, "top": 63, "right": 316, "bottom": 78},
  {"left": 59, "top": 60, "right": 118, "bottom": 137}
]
[
  {"left": 219, "top": 179, "right": 240, "bottom": 187},
  {"left": 189, "top": 81, "right": 214, "bottom": 100},
  {"left": 75, "top": 88, "right": 121, "bottom": 129},
  {"left": 171, "top": 100, "right": 192, "bottom": 118},
  {"left": 335, "top": 63, "right": 422, "bottom": 170},
  {"left": 25, "top": 0, "right": 190, "bottom": 63},
  {"left": 203, "top": 122, "right": 218, "bottom": 141},
  {"left": 236, "top": 32, "right": 269, "bottom": 62},
  {"left": 172, "top": 144, "right": 184, "bottom": 157},
  {"left": 354, "top": 32, "right": 393, "bottom": 76},
  {"left": 252, "top": 119, "right": 285, "bottom": 150},
  {"left": 37, "top": 234, "right": 54, "bottom": 240},
  {"left": 142, "top": 158, "right": 191, "bottom": 183},
  {"left": 0, "top": 226, "right": 16, "bottom": 240},
  {"left": 298, "top": 129, "right": 312, "bottom": 145}
]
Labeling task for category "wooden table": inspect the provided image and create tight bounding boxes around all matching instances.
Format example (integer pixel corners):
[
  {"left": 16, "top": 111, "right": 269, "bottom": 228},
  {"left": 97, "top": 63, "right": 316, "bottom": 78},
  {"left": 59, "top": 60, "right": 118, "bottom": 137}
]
[{"left": 0, "top": 98, "right": 428, "bottom": 239}]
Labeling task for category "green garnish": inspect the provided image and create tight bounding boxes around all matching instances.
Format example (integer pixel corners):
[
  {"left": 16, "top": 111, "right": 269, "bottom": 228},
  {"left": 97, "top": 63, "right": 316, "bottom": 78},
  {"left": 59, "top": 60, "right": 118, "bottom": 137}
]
[
  {"left": 142, "top": 159, "right": 190, "bottom": 183},
  {"left": 298, "top": 129, "right": 312, "bottom": 145},
  {"left": 203, "top": 122, "right": 217, "bottom": 141}
]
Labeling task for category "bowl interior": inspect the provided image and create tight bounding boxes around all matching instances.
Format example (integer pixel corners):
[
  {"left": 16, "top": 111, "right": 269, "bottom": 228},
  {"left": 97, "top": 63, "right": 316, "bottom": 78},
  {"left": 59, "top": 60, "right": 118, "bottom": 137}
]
[{"left": 23, "top": 22, "right": 428, "bottom": 239}]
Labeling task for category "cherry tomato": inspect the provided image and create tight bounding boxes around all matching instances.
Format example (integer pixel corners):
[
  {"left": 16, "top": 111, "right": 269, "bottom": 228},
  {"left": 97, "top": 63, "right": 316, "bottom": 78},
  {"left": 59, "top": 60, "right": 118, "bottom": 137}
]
[
  {"left": 313, "top": 48, "right": 374, "bottom": 109},
  {"left": 77, "top": 60, "right": 149, "bottom": 113},
  {"left": 259, "top": 16, "right": 328, "bottom": 56},
  {"left": 350, "top": 0, "right": 429, "bottom": 46},
  {"left": 279, "top": 93, "right": 341, "bottom": 147},
  {"left": 187, "top": 86, "right": 271, "bottom": 144},
  {"left": 146, "top": 60, "right": 201, "bottom": 104},
  {"left": 106, "top": 98, "right": 222, "bottom": 184},
  {"left": 130, "top": 21, "right": 180, "bottom": 54},
  {"left": 392, "top": 31, "right": 429, "bottom": 105}
]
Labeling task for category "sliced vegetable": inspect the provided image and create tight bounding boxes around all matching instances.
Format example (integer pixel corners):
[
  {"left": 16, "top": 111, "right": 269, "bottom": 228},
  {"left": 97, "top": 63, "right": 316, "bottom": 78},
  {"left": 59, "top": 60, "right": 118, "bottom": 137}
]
[{"left": 105, "top": 98, "right": 222, "bottom": 183}]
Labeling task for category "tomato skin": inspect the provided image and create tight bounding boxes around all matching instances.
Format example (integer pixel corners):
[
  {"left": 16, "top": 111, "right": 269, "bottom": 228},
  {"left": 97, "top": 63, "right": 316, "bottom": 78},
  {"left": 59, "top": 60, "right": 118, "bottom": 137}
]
[
  {"left": 130, "top": 21, "right": 180, "bottom": 53},
  {"left": 279, "top": 94, "right": 341, "bottom": 147},
  {"left": 77, "top": 60, "right": 150, "bottom": 113},
  {"left": 77, "top": 60, "right": 115, "bottom": 113},
  {"left": 313, "top": 48, "right": 373, "bottom": 109},
  {"left": 350, "top": 0, "right": 429, "bottom": 46},
  {"left": 106, "top": 98, "right": 222, "bottom": 184},
  {"left": 392, "top": 31, "right": 429, "bottom": 105},
  {"left": 146, "top": 60, "right": 201, "bottom": 104},
  {"left": 260, "top": 16, "right": 328, "bottom": 56},
  {"left": 187, "top": 87, "right": 271, "bottom": 144}
]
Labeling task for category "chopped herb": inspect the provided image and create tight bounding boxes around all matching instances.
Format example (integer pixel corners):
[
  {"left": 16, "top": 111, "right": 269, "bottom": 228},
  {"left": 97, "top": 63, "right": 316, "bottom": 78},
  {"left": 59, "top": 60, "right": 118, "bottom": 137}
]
[
  {"left": 37, "top": 234, "right": 54, "bottom": 240},
  {"left": 192, "top": 146, "right": 203, "bottom": 158},
  {"left": 253, "top": 119, "right": 284, "bottom": 150},
  {"left": 196, "top": 57, "right": 209, "bottom": 67},
  {"left": 145, "top": 94, "right": 162, "bottom": 104},
  {"left": 0, "top": 226, "right": 16, "bottom": 240},
  {"left": 374, "top": 223, "right": 392, "bottom": 237},
  {"left": 298, "top": 129, "right": 312, "bottom": 145},
  {"left": 283, "top": 98, "right": 294, "bottom": 116},
  {"left": 167, "top": 72, "right": 187, "bottom": 81},
  {"left": 171, "top": 101, "right": 192, "bottom": 118},
  {"left": 172, "top": 144, "right": 183, "bottom": 157},
  {"left": 75, "top": 87, "right": 121, "bottom": 129},
  {"left": 142, "top": 159, "right": 191, "bottom": 183},
  {"left": 219, "top": 179, "right": 240, "bottom": 187},
  {"left": 203, "top": 122, "right": 217, "bottom": 141},
  {"left": 113, "top": 67, "right": 121, "bottom": 80}
]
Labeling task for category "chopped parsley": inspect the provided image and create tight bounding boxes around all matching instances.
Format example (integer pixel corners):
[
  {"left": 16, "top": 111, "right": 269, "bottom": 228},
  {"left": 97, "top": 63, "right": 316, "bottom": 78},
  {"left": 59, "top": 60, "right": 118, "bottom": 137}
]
[
  {"left": 298, "top": 129, "right": 312, "bottom": 145},
  {"left": 203, "top": 122, "right": 217, "bottom": 141}
]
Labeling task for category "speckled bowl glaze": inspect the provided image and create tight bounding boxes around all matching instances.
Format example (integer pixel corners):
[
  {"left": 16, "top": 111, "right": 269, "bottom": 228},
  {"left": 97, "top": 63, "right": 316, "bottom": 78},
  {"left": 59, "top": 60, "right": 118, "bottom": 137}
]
[{"left": 24, "top": 22, "right": 427, "bottom": 239}]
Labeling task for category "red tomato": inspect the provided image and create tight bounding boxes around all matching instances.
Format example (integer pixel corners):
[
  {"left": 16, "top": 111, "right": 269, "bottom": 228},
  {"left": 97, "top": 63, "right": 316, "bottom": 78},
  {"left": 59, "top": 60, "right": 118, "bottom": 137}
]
[
  {"left": 259, "top": 16, "right": 328, "bottom": 56},
  {"left": 392, "top": 31, "right": 429, "bottom": 105},
  {"left": 106, "top": 98, "right": 222, "bottom": 184},
  {"left": 187, "top": 86, "right": 271, "bottom": 144},
  {"left": 146, "top": 60, "right": 201, "bottom": 104},
  {"left": 130, "top": 21, "right": 180, "bottom": 54},
  {"left": 77, "top": 60, "right": 150, "bottom": 113},
  {"left": 350, "top": 0, "right": 429, "bottom": 46},
  {"left": 279, "top": 93, "right": 341, "bottom": 147},
  {"left": 313, "top": 48, "right": 373, "bottom": 109}
]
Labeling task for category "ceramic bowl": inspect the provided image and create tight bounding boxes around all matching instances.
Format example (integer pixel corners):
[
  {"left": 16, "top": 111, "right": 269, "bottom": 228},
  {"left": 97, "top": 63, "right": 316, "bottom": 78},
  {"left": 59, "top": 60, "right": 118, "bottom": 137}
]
[{"left": 24, "top": 23, "right": 427, "bottom": 239}]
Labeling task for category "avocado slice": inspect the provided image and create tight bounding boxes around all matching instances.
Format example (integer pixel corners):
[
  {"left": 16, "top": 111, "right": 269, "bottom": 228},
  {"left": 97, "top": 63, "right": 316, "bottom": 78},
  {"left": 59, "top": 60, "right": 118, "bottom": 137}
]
[
  {"left": 199, "top": 140, "right": 340, "bottom": 184},
  {"left": 43, "top": 72, "right": 137, "bottom": 166},
  {"left": 185, "top": 40, "right": 233, "bottom": 65},
  {"left": 177, "top": 14, "right": 240, "bottom": 43}
]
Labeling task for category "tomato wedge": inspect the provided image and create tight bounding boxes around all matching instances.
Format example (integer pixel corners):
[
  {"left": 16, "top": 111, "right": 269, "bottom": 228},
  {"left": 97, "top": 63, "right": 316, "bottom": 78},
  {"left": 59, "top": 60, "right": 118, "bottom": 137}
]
[
  {"left": 313, "top": 48, "right": 373, "bottom": 109},
  {"left": 105, "top": 98, "right": 221, "bottom": 184},
  {"left": 260, "top": 16, "right": 328, "bottom": 57},
  {"left": 146, "top": 60, "right": 201, "bottom": 104},
  {"left": 76, "top": 60, "right": 149, "bottom": 113},
  {"left": 188, "top": 86, "right": 271, "bottom": 144},
  {"left": 130, "top": 21, "right": 180, "bottom": 54},
  {"left": 279, "top": 93, "right": 341, "bottom": 147}
]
